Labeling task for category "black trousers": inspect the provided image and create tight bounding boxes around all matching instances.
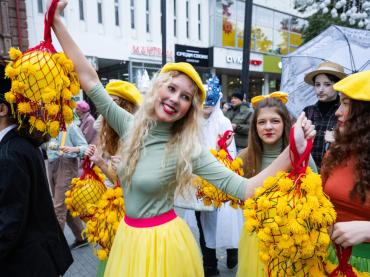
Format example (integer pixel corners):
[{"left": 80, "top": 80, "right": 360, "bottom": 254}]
[{"left": 195, "top": 211, "right": 218, "bottom": 268}]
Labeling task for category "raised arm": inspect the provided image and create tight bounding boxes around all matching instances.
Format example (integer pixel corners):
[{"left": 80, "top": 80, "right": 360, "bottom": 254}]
[
  {"left": 50, "top": 0, "right": 133, "bottom": 137},
  {"left": 51, "top": 0, "right": 99, "bottom": 92}
]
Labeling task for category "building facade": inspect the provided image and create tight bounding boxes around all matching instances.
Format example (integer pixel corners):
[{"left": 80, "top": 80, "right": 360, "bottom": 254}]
[
  {"left": 0, "top": 0, "right": 29, "bottom": 62},
  {"left": 22, "top": 0, "right": 305, "bottom": 100}
]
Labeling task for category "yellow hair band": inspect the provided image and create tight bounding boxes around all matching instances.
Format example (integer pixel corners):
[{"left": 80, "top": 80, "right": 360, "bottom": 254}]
[{"left": 251, "top": 91, "right": 288, "bottom": 108}]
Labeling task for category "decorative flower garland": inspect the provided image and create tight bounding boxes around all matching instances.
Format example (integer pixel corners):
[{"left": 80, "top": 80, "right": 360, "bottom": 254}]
[
  {"left": 243, "top": 130, "right": 337, "bottom": 276},
  {"left": 194, "top": 131, "right": 244, "bottom": 208},
  {"left": 65, "top": 158, "right": 107, "bottom": 221},
  {"left": 4, "top": 0, "right": 79, "bottom": 137}
]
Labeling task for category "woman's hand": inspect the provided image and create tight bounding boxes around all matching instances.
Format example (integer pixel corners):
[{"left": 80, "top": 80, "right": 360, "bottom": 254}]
[
  {"left": 89, "top": 146, "right": 105, "bottom": 167},
  {"left": 59, "top": 145, "right": 79, "bottom": 154},
  {"left": 111, "top": 156, "right": 121, "bottom": 172},
  {"left": 331, "top": 221, "right": 370, "bottom": 248},
  {"left": 294, "top": 112, "right": 316, "bottom": 155},
  {"left": 84, "top": 144, "right": 96, "bottom": 158},
  {"left": 47, "top": 0, "right": 68, "bottom": 23}
]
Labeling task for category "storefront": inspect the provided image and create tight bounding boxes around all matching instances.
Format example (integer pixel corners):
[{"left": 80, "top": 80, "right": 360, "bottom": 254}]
[
  {"left": 128, "top": 44, "right": 174, "bottom": 92},
  {"left": 174, "top": 44, "right": 212, "bottom": 83},
  {"left": 212, "top": 47, "right": 281, "bottom": 101}
]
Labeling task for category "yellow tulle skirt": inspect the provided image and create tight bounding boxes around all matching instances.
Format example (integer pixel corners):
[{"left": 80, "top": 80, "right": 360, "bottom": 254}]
[
  {"left": 104, "top": 216, "right": 203, "bottom": 277},
  {"left": 237, "top": 228, "right": 267, "bottom": 277}
]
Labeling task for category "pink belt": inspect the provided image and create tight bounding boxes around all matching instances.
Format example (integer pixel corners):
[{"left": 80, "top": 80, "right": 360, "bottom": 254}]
[{"left": 124, "top": 209, "right": 177, "bottom": 228}]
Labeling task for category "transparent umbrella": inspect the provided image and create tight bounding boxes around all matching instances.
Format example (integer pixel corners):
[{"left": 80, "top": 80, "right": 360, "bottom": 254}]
[{"left": 281, "top": 25, "right": 370, "bottom": 116}]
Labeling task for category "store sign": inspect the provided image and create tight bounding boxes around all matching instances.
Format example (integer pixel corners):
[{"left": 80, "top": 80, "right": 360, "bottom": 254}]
[
  {"left": 213, "top": 47, "right": 263, "bottom": 71},
  {"left": 131, "top": 45, "right": 174, "bottom": 60},
  {"left": 175, "top": 44, "right": 210, "bottom": 67}
]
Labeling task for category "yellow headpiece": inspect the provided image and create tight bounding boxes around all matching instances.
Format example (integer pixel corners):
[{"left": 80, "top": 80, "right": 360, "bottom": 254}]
[
  {"left": 105, "top": 80, "right": 142, "bottom": 106},
  {"left": 251, "top": 91, "right": 288, "bottom": 108},
  {"left": 160, "top": 62, "right": 206, "bottom": 103},
  {"left": 333, "top": 70, "right": 370, "bottom": 101}
]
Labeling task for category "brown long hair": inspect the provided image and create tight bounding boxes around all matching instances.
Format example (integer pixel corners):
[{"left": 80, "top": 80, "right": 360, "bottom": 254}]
[
  {"left": 100, "top": 98, "right": 137, "bottom": 156},
  {"left": 239, "top": 98, "right": 292, "bottom": 177},
  {"left": 321, "top": 99, "right": 370, "bottom": 203}
]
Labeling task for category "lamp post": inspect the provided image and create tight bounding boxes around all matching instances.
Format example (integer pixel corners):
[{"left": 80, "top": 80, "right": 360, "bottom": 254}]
[
  {"left": 161, "top": 0, "right": 167, "bottom": 66},
  {"left": 241, "top": 0, "right": 253, "bottom": 101}
]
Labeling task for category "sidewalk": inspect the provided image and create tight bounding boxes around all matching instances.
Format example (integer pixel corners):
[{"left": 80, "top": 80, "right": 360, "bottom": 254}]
[{"left": 63, "top": 208, "right": 238, "bottom": 276}]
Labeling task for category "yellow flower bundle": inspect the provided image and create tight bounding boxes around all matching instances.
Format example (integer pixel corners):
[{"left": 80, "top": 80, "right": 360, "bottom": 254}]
[
  {"left": 4, "top": 47, "right": 79, "bottom": 137},
  {"left": 83, "top": 186, "right": 125, "bottom": 260},
  {"left": 65, "top": 164, "right": 107, "bottom": 222},
  {"left": 194, "top": 148, "right": 244, "bottom": 208},
  {"left": 243, "top": 167, "right": 337, "bottom": 276}
]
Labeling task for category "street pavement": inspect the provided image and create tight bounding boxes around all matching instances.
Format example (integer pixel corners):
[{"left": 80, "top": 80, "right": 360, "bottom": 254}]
[{"left": 63, "top": 208, "right": 237, "bottom": 277}]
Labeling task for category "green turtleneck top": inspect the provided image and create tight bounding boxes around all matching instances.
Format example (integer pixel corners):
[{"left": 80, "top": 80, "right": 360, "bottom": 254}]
[
  {"left": 88, "top": 84, "right": 247, "bottom": 218},
  {"left": 261, "top": 139, "right": 318, "bottom": 172}
]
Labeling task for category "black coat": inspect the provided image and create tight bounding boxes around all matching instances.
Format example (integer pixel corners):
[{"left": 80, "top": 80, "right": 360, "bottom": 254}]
[{"left": 0, "top": 128, "right": 73, "bottom": 276}]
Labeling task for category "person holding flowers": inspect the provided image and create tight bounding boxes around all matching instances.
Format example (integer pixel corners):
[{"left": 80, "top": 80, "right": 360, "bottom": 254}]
[
  {"left": 0, "top": 63, "right": 73, "bottom": 276},
  {"left": 237, "top": 92, "right": 318, "bottom": 277},
  {"left": 50, "top": 1, "right": 315, "bottom": 276},
  {"left": 321, "top": 71, "right": 370, "bottom": 275}
]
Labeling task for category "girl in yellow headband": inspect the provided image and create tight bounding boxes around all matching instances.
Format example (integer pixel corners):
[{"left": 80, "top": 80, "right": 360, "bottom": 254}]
[
  {"left": 237, "top": 94, "right": 317, "bottom": 277},
  {"left": 320, "top": 71, "right": 370, "bottom": 275},
  {"left": 51, "top": 2, "right": 316, "bottom": 276}
]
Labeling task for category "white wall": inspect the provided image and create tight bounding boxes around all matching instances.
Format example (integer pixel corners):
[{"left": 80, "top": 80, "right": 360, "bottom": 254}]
[{"left": 26, "top": 0, "right": 211, "bottom": 62}]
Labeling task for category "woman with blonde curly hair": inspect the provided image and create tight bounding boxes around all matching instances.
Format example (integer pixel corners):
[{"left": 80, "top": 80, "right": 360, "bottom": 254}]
[
  {"left": 51, "top": 1, "right": 315, "bottom": 276},
  {"left": 321, "top": 71, "right": 370, "bottom": 275}
]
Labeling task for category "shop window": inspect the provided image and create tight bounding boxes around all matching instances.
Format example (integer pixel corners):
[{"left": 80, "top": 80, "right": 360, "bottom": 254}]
[
  {"left": 79, "top": 0, "right": 85, "bottom": 20},
  {"left": 97, "top": 0, "right": 103, "bottom": 24},
  {"left": 114, "top": 0, "right": 120, "bottom": 26},
  {"left": 130, "top": 0, "right": 135, "bottom": 29},
  {"left": 37, "top": 0, "right": 43, "bottom": 13}
]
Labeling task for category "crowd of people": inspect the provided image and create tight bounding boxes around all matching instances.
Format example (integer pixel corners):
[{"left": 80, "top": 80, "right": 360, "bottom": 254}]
[{"left": 0, "top": 1, "right": 369, "bottom": 276}]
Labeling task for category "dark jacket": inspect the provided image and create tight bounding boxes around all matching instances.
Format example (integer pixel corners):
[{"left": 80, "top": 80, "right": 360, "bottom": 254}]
[
  {"left": 224, "top": 103, "right": 253, "bottom": 148},
  {"left": 303, "top": 98, "right": 339, "bottom": 168},
  {"left": 0, "top": 128, "right": 73, "bottom": 277}
]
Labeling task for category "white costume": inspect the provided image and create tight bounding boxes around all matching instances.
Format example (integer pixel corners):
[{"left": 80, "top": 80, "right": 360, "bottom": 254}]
[{"left": 183, "top": 96, "right": 244, "bottom": 249}]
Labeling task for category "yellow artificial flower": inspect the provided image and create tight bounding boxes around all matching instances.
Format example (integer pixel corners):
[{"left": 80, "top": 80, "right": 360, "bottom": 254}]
[
  {"left": 4, "top": 91, "right": 17, "bottom": 104},
  {"left": 17, "top": 102, "right": 33, "bottom": 114},
  {"left": 4, "top": 64, "right": 19, "bottom": 79},
  {"left": 8, "top": 47, "right": 22, "bottom": 60}
]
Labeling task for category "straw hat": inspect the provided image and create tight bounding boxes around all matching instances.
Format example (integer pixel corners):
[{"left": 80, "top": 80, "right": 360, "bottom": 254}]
[
  {"left": 160, "top": 62, "right": 206, "bottom": 102},
  {"left": 304, "top": 61, "right": 347, "bottom": 85}
]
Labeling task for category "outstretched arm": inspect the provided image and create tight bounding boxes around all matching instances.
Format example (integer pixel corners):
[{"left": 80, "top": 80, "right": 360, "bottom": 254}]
[{"left": 51, "top": 0, "right": 100, "bottom": 92}]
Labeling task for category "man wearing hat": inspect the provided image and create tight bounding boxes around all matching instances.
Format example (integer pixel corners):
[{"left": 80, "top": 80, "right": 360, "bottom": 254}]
[
  {"left": 303, "top": 61, "right": 347, "bottom": 168},
  {"left": 224, "top": 92, "right": 253, "bottom": 151},
  {"left": 0, "top": 63, "right": 73, "bottom": 276}
]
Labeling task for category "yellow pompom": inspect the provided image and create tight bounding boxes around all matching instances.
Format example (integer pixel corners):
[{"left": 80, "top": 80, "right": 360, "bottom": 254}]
[
  {"left": 45, "top": 103, "right": 60, "bottom": 116},
  {"left": 17, "top": 102, "right": 33, "bottom": 114},
  {"left": 62, "top": 105, "right": 74, "bottom": 122},
  {"left": 48, "top": 121, "right": 60, "bottom": 137},
  {"left": 69, "top": 83, "right": 80, "bottom": 95},
  {"left": 4, "top": 64, "right": 19, "bottom": 79},
  {"left": 62, "top": 88, "right": 72, "bottom": 100},
  {"left": 35, "top": 119, "right": 46, "bottom": 132},
  {"left": 96, "top": 249, "right": 108, "bottom": 260},
  {"left": 8, "top": 47, "right": 22, "bottom": 60},
  {"left": 42, "top": 87, "right": 57, "bottom": 104},
  {"left": 4, "top": 91, "right": 17, "bottom": 103}
]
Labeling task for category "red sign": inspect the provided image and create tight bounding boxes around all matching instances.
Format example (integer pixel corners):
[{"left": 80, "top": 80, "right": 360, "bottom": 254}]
[
  {"left": 131, "top": 46, "right": 173, "bottom": 58},
  {"left": 250, "top": 59, "right": 262, "bottom": 66}
]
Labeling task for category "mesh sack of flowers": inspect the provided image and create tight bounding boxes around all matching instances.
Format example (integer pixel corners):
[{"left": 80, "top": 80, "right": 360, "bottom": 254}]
[
  {"left": 83, "top": 183, "right": 125, "bottom": 260},
  {"left": 65, "top": 157, "right": 107, "bottom": 222},
  {"left": 194, "top": 130, "right": 244, "bottom": 208},
  {"left": 4, "top": 0, "right": 79, "bottom": 137},
  {"left": 243, "top": 128, "right": 336, "bottom": 276}
]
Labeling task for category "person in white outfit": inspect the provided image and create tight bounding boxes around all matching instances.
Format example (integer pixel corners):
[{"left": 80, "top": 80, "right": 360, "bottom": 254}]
[{"left": 183, "top": 75, "right": 244, "bottom": 276}]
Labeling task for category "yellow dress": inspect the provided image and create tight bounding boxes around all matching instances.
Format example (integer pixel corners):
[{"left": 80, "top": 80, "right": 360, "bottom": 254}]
[
  {"left": 237, "top": 229, "right": 266, "bottom": 277},
  {"left": 104, "top": 216, "right": 203, "bottom": 277}
]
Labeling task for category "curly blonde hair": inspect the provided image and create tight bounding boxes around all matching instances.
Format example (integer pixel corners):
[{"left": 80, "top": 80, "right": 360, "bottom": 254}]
[{"left": 119, "top": 71, "right": 203, "bottom": 193}]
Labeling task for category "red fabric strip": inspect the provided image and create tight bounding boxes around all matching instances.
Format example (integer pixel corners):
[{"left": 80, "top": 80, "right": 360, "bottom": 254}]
[{"left": 124, "top": 210, "right": 177, "bottom": 228}]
